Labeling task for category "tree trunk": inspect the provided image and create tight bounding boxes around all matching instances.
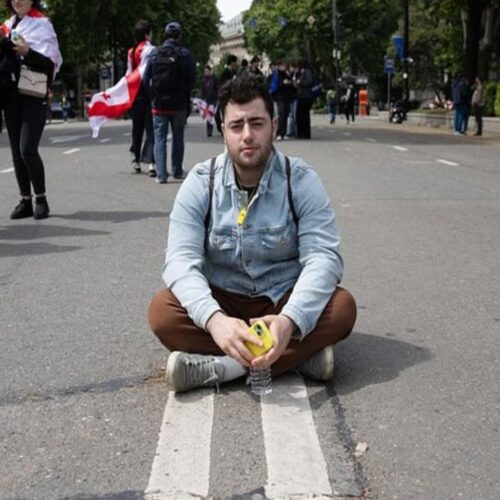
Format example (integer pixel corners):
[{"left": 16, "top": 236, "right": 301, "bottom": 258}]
[{"left": 464, "top": 0, "right": 484, "bottom": 81}]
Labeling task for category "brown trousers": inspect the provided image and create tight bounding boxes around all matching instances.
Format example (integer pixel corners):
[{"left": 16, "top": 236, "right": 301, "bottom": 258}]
[{"left": 148, "top": 286, "right": 357, "bottom": 377}]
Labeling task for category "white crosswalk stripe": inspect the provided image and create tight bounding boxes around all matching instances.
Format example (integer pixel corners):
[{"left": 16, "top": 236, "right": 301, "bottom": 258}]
[
  {"left": 145, "top": 374, "right": 343, "bottom": 498},
  {"left": 262, "top": 376, "right": 332, "bottom": 498},
  {"left": 145, "top": 391, "right": 213, "bottom": 499}
]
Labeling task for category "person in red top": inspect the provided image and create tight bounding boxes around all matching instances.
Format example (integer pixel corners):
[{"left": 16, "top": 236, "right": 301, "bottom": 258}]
[{"left": 126, "top": 19, "right": 155, "bottom": 176}]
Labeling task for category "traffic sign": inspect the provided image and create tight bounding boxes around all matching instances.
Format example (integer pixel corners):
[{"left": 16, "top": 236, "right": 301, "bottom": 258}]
[
  {"left": 247, "top": 18, "right": 257, "bottom": 29},
  {"left": 278, "top": 17, "right": 287, "bottom": 28},
  {"left": 384, "top": 56, "right": 394, "bottom": 74}
]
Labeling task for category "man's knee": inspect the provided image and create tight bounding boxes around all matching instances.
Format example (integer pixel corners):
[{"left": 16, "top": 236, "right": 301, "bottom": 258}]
[
  {"left": 148, "top": 289, "right": 174, "bottom": 338},
  {"left": 328, "top": 286, "right": 357, "bottom": 340}
]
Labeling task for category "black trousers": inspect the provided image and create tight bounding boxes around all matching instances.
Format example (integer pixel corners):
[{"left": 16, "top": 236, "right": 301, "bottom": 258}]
[
  {"left": 296, "top": 98, "right": 313, "bottom": 139},
  {"left": 474, "top": 104, "right": 483, "bottom": 135},
  {"left": 130, "top": 95, "right": 154, "bottom": 164},
  {"left": 4, "top": 93, "right": 48, "bottom": 196},
  {"left": 276, "top": 100, "right": 291, "bottom": 138}
]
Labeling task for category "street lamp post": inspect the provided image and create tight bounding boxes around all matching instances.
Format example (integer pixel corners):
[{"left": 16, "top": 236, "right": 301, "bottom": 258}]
[
  {"left": 332, "top": 0, "right": 340, "bottom": 115},
  {"left": 403, "top": 0, "right": 409, "bottom": 118}
]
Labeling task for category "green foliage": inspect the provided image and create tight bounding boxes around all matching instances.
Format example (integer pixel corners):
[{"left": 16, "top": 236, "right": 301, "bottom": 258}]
[
  {"left": 494, "top": 82, "right": 500, "bottom": 117},
  {"left": 45, "top": 0, "right": 219, "bottom": 69},
  {"left": 244, "top": 0, "right": 400, "bottom": 98},
  {"left": 484, "top": 82, "right": 497, "bottom": 116}
]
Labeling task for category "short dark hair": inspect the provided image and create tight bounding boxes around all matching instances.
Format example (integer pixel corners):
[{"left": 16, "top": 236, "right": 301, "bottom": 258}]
[
  {"left": 5, "top": 0, "right": 43, "bottom": 12},
  {"left": 226, "top": 54, "right": 238, "bottom": 65},
  {"left": 250, "top": 56, "right": 260, "bottom": 64},
  {"left": 133, "top": 20, "right": 152, "bottom": 43},
  {"left": 219, "top": 74, "right": 273, "bottom": 120}
]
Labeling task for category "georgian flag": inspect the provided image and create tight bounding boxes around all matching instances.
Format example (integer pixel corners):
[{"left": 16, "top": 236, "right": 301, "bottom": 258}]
[
  {"left": 1, "top": 8, "right": 62, "bottom": 74},
  {"left": 192, "top": 97, "right": 216, "bottom": 125},
  {"left": 87, "top": 64, "right": 145, "bottom": 138}
]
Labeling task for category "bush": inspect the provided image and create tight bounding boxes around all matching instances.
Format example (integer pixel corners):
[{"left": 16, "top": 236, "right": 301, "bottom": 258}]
[
  {"left": 484, "top": 82, "right": 497, "bottom": 116},
  {"left": 495, "top": 83, "right": 500, "bottom": 117}
]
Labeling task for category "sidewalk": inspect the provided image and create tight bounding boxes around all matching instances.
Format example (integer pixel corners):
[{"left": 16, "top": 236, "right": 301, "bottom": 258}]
[{"left": 377, "top": 110, "right": 500, "bottom": 139}]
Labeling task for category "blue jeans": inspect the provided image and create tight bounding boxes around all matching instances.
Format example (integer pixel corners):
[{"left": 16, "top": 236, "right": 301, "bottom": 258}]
[
  {"left": 287, "top": 99, "right": 297, "bottom": 137},
  {"left": 153, "top": 109, "right": 187, "bottom": 180},
  {"left": 454, "top": 105, "right": 465, "bottom": 133}
]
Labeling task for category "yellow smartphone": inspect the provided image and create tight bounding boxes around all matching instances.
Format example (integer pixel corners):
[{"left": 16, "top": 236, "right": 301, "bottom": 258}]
[{"left": 245, "top": 320, "right": 274, "bottom": 357}]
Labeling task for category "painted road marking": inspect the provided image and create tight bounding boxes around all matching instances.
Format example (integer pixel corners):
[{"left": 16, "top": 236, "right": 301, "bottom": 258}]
[
  {"left": 63, "top": 148, "right": 80, "bottom": 155},
  {"left": 342, "top": 132, "right": 352, "bottom": 137},
  {"left": 392, "top": 145, "right": 408, "bottom": 152},
  {"left": 123, "top": 132, "right": 132, "bottom": 136},
  {"left": 145, "top": 392, "right": 213, "bottom": 499},
  {"left": 366, "top": 137, "right": 377, "bottom": 143},
  {"left": 100, "top": 138, "right": 111, "bottom": 143},
  {"left": 437, "top": 159, "right": 459, "bottom": 166},
  {"left": 1, "top": 168, "right": 14, "bottom": 174},
  {"left": 49, "top": 134, "right": 87, "bottom": 144},
  {"left": 262, "top": 375, "right": 332, "bottom": 498}
]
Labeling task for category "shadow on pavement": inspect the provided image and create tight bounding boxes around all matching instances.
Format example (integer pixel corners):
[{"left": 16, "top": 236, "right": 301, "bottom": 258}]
[
  {"left": 55, "top": 210, "right": 168, "bottom": 223},
  {"left": 60, "top": 491, "right": 144, "bottom": 500},
  {"left": 0, "top": 224, "right": 109, "bottom": 241},
  {"left": 0, "top": 242, "right": 81, "bottom": 257},
  {"left": 333, "top": 331, "right": 433, "bottom": 396}
]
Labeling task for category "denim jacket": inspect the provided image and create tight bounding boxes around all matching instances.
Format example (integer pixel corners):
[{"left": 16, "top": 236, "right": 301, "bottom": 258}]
[{"left": 163, "top": 149, "right": 344, "bottom": 338}]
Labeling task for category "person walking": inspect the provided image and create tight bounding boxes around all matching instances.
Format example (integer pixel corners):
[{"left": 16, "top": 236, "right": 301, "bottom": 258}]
[
  {"left": 343, "top": 83, "right": 355, "bottom": 124},
  {"left": 148, "top": 74, "right": 356, "bottom": 393},
  {"left": 200, "top": 64, "right": 218, "bottom": 137},
  {"left": 144, "top": 21, "right": 195, "bottom": 183},
  {"left": 326, "top": 87, "right": 337, "bottom": 124},
  {"left": 127, "top": 19, "right": 155, "bottom": 176},
  {"left": 471, "top": 76, "right": 485, "bottom": 137},
  {"left": 0, "top": 0, "right": 62, "bottom": 220}
]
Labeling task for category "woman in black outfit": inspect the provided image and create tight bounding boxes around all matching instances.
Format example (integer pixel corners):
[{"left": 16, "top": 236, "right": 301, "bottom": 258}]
[{"left": 0, "top": 0, "right": 62, "bottom": 220}]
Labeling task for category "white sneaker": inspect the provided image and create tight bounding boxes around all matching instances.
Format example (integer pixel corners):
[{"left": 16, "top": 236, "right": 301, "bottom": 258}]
[
  {"left": 298, "top": 345, "right": 335, "bottom": 381},
  {"left": 131, "top": 160, "right": 141, "bottom": 173},
  {"left": 147, "top": 164, "right": 156, "bottom": 177},
  {"left": 165, "top": 352, "right": 225, "bottom": 393}
]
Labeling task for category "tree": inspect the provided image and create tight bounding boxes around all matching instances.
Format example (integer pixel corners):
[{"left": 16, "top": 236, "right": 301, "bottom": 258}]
[{"left": 244, "top": 0, "right": 400, "bottom": 96}]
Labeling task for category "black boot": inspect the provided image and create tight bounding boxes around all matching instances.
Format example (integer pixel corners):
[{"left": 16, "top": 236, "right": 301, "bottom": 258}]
[
  {"left": 10, "top": 198, "right": 33, "bottom": 219},
  {"left": 34, "top": 196, "right": 50, "bottom": 220}
]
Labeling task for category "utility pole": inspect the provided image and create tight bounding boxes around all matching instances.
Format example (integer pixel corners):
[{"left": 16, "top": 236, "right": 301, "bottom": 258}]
[{"left": 403, "top": 0, "right": 409, "bottom": 118}]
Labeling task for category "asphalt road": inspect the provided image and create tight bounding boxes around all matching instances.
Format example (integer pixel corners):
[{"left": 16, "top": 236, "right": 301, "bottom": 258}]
[{"left": 0, "top": 114, "right": 499, "bottom": 499}]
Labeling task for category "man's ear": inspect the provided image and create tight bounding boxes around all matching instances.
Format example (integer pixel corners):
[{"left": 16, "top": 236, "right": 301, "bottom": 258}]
[{"left": 271, "top": 116, "right": 278, "bottom": 136}]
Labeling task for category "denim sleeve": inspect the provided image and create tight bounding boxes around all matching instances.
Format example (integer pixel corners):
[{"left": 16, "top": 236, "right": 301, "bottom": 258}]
[
  {"left": 162, "top": 162, "right": 222, "bottom": 330},
  {"left": 280, "top": 161, "right": 344, "bottom": 338}
]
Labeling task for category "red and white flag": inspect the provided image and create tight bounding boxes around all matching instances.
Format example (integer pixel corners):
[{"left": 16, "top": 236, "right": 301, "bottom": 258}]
[
  {"left": 192, "top": 97, "right": 216, "bottom": 126},
  {"left": 87, "top": 64, "right": 146, "bottom": 138},
  {"left": 1, "top": 8, "right": 62, "bottom": 73}
]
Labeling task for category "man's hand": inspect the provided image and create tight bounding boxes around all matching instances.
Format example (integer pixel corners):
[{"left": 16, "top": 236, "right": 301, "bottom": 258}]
[
  {"left": 206, "top": 311, "right": 261, "bottom": 367},
  {"left": 249, "top": 314, "right": 296, "bottom": 369}
]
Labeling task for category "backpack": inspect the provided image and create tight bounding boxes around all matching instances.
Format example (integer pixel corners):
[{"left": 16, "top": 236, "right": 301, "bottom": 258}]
[{"left": 151, "top": 44, "right": 186, "bottom": 110}]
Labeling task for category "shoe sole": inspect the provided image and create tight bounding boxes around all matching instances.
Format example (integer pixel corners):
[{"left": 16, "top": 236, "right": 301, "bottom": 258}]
[
  {"left": 165, "top": 351, "right": 182, "bottom": 392},
  {"left": 321, "top": 345, "right": 335, "bottom": 381}
]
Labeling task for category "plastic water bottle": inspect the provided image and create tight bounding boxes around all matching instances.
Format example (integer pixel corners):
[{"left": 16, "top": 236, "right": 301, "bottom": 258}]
[{"left": 249, "top": 366, "right": 272, "bottom": 396}]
